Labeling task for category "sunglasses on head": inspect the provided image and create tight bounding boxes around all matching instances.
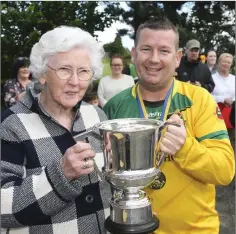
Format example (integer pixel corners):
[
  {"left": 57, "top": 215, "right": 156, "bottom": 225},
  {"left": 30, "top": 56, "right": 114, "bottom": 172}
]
[{"left": 17, "top": 57, "right": 28, "bottom": 60}]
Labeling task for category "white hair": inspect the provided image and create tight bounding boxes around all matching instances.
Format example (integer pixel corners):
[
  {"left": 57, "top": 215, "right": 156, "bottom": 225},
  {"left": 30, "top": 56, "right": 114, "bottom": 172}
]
[{"left": 29, "top": 26, "right": 104, "bottom": 80}]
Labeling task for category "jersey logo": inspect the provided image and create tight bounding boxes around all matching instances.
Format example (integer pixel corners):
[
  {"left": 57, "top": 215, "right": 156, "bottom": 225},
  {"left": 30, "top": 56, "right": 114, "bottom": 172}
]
[{"left": 216, "top": 106, "right": 223, "bottom": 119}]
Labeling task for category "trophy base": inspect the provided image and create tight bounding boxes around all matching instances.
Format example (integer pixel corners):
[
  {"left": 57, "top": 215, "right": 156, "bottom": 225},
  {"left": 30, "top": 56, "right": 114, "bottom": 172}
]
[{"left": 105, "top": 215, "right": 159, "bottom": 234}]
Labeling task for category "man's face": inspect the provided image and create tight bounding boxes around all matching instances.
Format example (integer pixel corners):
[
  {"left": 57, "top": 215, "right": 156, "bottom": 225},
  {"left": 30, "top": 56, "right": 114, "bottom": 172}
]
[
  {"left": 131, "top": 29, "right": 182, "bottom": 90},
  {"left": 186, "top": 47, "right": 200, "bottom": 62}
]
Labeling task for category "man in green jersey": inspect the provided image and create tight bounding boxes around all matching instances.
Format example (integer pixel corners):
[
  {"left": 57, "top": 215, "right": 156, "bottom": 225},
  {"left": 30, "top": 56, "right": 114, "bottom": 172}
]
[{"left": 103, "top": 17, "right": 234, "bottom": 234}]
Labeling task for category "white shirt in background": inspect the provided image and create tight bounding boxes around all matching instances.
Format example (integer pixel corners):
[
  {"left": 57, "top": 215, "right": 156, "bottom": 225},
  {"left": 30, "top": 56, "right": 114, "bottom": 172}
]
[
  {"left": 211, "top": 72, "right": 235, "bottom": 103},
  {"left": 98, "top": 74, "right": 135, "bottom": 107}
]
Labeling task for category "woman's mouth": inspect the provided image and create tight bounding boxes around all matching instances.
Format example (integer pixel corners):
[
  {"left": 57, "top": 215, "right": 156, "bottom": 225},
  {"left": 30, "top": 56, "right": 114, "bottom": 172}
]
[{"left": 65, "top": 92, "right": 77, "bottom": 96}]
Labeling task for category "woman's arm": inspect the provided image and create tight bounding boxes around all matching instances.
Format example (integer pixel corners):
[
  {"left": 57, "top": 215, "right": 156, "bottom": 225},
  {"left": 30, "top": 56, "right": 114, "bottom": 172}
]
[
  {"left": 3, "top": 80, "right": 17, "bottom": 107},
  {"left": 1, "top": 128, "right": 83, "bottom": 228}
]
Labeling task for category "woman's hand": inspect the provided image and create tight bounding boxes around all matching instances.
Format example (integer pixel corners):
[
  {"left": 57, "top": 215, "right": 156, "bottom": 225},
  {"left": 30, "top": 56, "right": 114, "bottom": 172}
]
[
  {"left": 15, "top": 91, "right": 26, "bottom": 101},
  {"left": 60, "top": 141, "right": 95, "bottom": 181},
  {"left": 224, "top": 98, "right": 233, "bottom": 106}
]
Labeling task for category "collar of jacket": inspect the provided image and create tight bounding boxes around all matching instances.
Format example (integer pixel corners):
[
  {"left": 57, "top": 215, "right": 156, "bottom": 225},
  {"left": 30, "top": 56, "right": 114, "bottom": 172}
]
[{"left": 182, "top": 56, "right": 201, "bottom": 66}]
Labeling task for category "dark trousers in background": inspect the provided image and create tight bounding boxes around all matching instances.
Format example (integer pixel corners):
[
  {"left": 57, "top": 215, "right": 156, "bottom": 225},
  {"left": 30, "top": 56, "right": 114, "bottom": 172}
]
[{"left": 215, "top": 127, "right": 235, "bottom": 234}]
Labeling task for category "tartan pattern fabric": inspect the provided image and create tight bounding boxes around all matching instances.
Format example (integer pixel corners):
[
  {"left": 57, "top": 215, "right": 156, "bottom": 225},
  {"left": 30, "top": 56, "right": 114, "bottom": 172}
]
[{"left": 1, "top": 87, "right": 112, "bottom": 234}]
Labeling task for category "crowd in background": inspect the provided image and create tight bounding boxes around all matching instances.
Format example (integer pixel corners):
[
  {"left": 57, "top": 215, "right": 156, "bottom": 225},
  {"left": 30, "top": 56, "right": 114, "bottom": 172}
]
[
  {"left": 2, "top": 41, "right": 235, "bottom": 135},
  {"left": 2, "top": 42, "right": 235, "bottom": 137}
]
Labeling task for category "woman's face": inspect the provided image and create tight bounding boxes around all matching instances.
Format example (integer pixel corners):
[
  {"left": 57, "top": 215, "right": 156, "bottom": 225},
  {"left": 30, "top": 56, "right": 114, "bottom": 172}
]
[
  {"left": 206, "top": 51, "right": 217, "bottom": 66},
  {"left": 18, "top": 67, "right": 30, "bottom": 79},
  {"left": 111, "top": 58, "right": 124, "bottom": 76},
  {"left": 218, "top": 56, "right": 233, "bottom": 74},
  {"left": 42, "top": 47, "right": 93, "bottom": 109}
]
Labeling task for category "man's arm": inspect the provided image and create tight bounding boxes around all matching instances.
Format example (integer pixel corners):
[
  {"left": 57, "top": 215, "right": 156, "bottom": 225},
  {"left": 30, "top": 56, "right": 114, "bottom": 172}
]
[
  {"left": 201, "top": 67, "right": 215, "bottom": 93},
  {"left": 174, "top": 89, "right": 234, "bottom": 185}
]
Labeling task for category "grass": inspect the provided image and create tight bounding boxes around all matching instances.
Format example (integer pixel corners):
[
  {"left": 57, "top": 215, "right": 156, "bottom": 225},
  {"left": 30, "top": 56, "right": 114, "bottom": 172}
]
[
  {"left": 102, "top": 62, "right": 111, "bottom": 77},
  {"left": 102, "top": 58, "right": 111, "bottom": 77}
]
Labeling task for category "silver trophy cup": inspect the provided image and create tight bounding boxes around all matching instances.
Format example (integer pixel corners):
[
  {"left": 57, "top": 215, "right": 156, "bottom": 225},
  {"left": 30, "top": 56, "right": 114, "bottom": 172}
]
[{"left": 93, "top": 118, "right": 170, "bottom": 234}]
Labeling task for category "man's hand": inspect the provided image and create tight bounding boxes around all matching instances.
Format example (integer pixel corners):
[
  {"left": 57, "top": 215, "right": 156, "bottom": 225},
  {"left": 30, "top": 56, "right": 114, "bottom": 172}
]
[
  {"left": 160, "top": 114, "right": 186, "bottom": 156},
  {"left": 195, "top": 81, "right": 201, "bottom": 87}
]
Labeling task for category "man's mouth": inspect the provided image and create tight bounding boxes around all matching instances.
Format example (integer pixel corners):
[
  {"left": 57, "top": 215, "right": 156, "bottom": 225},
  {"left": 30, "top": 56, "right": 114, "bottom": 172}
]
[{"left": 146, "top": 67, "right": 162, "bottom": 73}]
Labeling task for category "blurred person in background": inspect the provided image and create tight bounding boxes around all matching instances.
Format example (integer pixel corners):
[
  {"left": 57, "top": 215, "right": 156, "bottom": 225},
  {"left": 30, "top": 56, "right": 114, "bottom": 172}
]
[
  {"left": 3, "top": 57, "right": 32, "bottom": 108},
  {"left": 83, "top": 87, "right": 99, "bottom": 106},
  {"left": 1, "top": 26, "right": 111, "bottom": 234},
  {"left": 211, "top": 53, "right": 235, "bottom": 148},
  {"left": 123, "top": 62, "right": 138, "bottom": 83},
  {"left": 176, "top": 39, "right": 215, "bottom": 93},
  {"left": 206, "top": 50, "right": 217, "bottom": 74},
  {"left": 98, "top": 54, "right": 134, "bottom": 107}
]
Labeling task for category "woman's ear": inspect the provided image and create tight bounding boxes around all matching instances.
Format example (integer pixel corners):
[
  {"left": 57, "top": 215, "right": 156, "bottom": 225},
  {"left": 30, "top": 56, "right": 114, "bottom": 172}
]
[{"left": 39, "top": 75, "right": 46, "bottom": 85}]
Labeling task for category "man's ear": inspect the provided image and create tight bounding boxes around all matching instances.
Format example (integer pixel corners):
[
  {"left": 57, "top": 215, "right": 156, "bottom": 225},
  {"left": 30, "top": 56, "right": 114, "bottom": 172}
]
[
  {"left": 131, "top": 47, "right": 136, "bottom": 64},
  {"left": 176, "top": 49, "right": 182, "bottom": 68}
]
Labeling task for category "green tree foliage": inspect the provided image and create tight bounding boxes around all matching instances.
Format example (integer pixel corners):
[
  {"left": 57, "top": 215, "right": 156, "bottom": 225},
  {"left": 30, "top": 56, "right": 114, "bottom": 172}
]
[
  {"left": 1, "top": 1, "right": 121, "bottom": 80},
  {"left": 117, "top": 2, "right": 187, "bottom": 44},
  {"left": 118, "top": 1, "right": 235, "bottom": 55},
  {"left": 187, "top": 1, "right": 235, "bottom": 56},
  {"left": 103, "top": 33, "right": 128, "bottom": 58}
]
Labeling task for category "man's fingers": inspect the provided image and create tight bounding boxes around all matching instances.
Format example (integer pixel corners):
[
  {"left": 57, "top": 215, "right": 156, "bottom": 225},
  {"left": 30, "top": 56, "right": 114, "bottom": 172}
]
[{"left": 167, "top": 114, "right": 184, "bottom": 125}]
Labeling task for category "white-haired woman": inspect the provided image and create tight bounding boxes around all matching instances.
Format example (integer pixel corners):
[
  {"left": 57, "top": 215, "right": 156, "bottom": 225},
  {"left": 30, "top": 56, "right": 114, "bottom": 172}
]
[
  {"left": 1, "top": 26, "right": 111, "bottom": 233},
  {"left": 211, "top": 53, "right": 235, "bottom": 147}
]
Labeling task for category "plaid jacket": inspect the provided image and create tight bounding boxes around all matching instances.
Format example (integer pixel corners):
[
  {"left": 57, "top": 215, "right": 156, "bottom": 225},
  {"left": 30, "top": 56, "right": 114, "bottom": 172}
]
[{"left": 1, "top": 87, "right": 112, "bottom": 234}]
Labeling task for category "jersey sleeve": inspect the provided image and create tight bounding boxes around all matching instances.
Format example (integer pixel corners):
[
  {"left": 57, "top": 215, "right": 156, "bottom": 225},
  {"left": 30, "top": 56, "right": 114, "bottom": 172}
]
[{"left": 174, "top": 88, "right": 235, "bottom": 185}]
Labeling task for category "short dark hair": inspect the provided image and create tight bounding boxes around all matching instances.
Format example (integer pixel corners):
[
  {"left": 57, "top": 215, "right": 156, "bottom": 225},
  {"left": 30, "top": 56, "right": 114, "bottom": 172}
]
[
  {"left": 12, "top": 57, "right": 30, "bottom": 79},
  {"left": 206, "top": 50, "right": 217, "bottom": 57},
  {"left": 83, "top": 89, "right": 98, "bottom": 103},
  {"left": 110, "top": 54, "right": 125, "bottom": 66},
  {"left": 135, "top": 17, "right": 179, "bottom": 50}
]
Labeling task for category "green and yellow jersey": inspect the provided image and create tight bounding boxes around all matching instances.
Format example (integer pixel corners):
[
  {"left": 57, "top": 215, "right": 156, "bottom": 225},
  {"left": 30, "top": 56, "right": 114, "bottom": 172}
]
[{"left": 104, "top": 79, "right": 235, "bottom": 234}]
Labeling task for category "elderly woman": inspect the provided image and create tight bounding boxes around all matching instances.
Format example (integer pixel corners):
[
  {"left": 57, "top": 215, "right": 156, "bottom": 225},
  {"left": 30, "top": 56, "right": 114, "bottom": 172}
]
[
  {"left": 3, "top": 57, "right": 32, "bottom": 108},
  {"left": 98, "top": 54, "right": 134, "bottom": 107},
  {"left": 211, "top": 53, "right": 235, "bottom": 146},
  {"left": 1, "top": 26, "right": 111, "bottom": 233}
]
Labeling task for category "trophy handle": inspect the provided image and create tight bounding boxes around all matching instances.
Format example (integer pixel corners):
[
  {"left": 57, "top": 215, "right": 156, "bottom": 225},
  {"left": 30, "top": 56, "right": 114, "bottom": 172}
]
[
  {"left": 102, "top": 132, "right": 111, "bottom": 172},
  {"left": 103, "top": 147, "right": 110, "bottom": 172},
  {"left": 156, "top": 152, "right": 166, "bottom": 168}
]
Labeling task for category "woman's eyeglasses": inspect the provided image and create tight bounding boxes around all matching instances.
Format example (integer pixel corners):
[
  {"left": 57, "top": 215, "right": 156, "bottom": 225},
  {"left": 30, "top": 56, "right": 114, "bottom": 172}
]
[
  {"left": 47, "top": 65, "right": 94, "bottom": 81},
  {"left": 111, "top": 64, "right": 123, "bottom": 67}
]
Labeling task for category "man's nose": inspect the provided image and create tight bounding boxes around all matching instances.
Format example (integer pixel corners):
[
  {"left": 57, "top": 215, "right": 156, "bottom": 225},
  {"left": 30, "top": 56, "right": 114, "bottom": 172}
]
[{"left": 150, "top": 50, "right": 160, "bottom": 63}]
